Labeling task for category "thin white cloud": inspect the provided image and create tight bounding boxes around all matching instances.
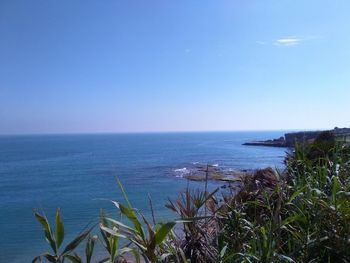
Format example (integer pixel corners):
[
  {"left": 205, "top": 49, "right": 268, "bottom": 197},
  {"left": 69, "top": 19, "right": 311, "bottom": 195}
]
[
  {"left": 257, "top": 35, "right": 321, "bottom": 47},
  {"left": 274, "top": 37, "right": 301, "bottom": 46}
]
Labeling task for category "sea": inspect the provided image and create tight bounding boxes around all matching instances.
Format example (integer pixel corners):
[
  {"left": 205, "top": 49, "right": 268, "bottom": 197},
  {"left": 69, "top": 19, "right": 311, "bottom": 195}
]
[{"left": 0, "top": 131, "right": 288, "bottom": 262}]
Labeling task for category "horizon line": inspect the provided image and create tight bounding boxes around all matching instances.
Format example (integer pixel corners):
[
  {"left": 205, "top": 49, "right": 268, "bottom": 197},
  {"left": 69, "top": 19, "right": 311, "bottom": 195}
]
[{"left": 0, "top": 127, "right": 333, "bottom": 137}]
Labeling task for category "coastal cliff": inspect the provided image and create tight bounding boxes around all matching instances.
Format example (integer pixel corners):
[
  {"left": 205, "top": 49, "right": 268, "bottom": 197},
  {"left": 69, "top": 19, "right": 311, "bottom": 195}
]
[{"left": 243, "top": 127, "right": 350, "bottom": 148}]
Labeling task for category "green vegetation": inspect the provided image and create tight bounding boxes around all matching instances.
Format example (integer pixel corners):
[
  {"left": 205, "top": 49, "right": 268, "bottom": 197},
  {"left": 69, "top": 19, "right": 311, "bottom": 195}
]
[
  {"left": 33, "top": 132, "right": 350, "bottom": 262},
  {"left": 32, "top": 209, "right": 94, "bottom": 263}
]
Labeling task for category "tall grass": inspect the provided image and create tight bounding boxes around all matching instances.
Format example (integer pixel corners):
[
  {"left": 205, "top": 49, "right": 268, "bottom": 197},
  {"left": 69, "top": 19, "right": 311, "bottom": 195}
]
[{"left": 217, "top": 132, "right": 350, "bottom": 262}]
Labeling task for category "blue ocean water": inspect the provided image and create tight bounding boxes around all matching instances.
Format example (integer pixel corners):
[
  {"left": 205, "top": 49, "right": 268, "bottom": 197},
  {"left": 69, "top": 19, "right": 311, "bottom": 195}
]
[{"left": 0, "top": 132, "right": 288, "bottom": 262}]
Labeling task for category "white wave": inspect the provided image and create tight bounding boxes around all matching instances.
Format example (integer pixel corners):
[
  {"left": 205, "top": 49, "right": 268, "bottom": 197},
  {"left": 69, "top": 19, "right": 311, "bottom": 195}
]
[
  {"left": 211, "top": 163, "right": 219, "bottom": 167},
  {"left": 174, "top": 167, "right": 190, "bottom": 178}
]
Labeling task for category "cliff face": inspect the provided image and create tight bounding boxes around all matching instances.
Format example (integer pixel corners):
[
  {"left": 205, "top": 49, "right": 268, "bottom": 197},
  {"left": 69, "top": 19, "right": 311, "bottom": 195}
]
[
  {"left": 243, "top": 127, "right": 350, "bottom": 148},
  {"left": 285, "top": 127, "right": 350, "bottom": 147},
  {"left": 333, "top": 127, "right": 350, "bottom": 136},
  {"left": 284, "top": 131, "right": 322, "bottom": 147}
]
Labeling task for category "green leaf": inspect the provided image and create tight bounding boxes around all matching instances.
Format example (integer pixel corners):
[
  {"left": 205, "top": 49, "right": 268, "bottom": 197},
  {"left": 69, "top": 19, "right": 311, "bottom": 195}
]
[
  {"left": 220, "top": 245, "right": 228, "bottom": 259},
  {"left": 131, "top": 249, "right": 141, "bottom": 263},
  {"left": 159, "top": 253, "right": 172, "bottom": 261},
  {"left": 42, "top": 253, "right": 57, "bottom": 262},
  {"left": 107, "top": 236, "right": 115, "bottom": 261},
  {"left": 281, "top": 214, "right": 306, "bottom": 226},
  {"left": 55, "top": 208, "right": 64, "bottom": 249},
  {"left": 119, "top": 247, "right": 135, "bottom": 254},
  {"left": 275, "top": 253, "right": 296, "bottom": 262},
  {"left": 116, "top": 177, "right": 133, "bottom": 209},
  {"left": 154, "top": 222, "right": 176, "bottom": 245},
  {"left": 85, "top": 236, "right": 96, "bottom": 263},
  {"left": 114, "top": 201, "right": 145, "bottom": 239},
  {"left": 62, "top": 228, "right": 92, "bottom": 256},
  {"left": 32, "top": 256, "right": 42, "bottom": 263},
  {"left": 310, "top": 188, "right": 326, "bottom": 197},
  {"left": 332, "top": 175, "right": 340, "bottom": 204},
  {"left": 174, "top": 216, "right": 212, "bottom": 223},
  {"left": 337, "top": 191, "right": 350, "bottom": 197},
  {"left": 101, "top": 224, "right": 147, "bottom": 251},
  {"left": 100, "top": 226, "right": 111, "bottom": 253},
  {"left": 100, "top": 224, "right": 127, "bottom": 239},
  {"left": 179, "top": 248, "right": 188, "bottom": 263},
  {"left": 104, "top": 217, "right": 138, "bottom": 235},
  {"left": 34, "top": 212, "right": 57, "bottom": 254},
  {"left": 289, "top": 185, "right": 306, "bottom": 203}
]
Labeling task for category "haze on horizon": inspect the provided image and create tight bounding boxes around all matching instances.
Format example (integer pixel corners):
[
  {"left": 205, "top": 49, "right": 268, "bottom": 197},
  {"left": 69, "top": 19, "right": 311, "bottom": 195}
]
[{"left": 1, "top": 0, "right": 349, "bottom": 135}]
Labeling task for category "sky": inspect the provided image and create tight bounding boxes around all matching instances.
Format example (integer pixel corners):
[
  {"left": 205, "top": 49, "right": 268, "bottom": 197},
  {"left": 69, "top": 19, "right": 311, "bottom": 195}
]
[{"left": 0, "top": 0, "right": 349, "bottom": 134}]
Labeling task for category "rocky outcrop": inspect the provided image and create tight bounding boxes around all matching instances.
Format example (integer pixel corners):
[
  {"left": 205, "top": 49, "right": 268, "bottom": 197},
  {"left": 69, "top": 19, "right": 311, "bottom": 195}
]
[
  {"left": 243, "top": 137, "right": 286, "bottom": 147},
  {"left": 175, "top": 163, "right": 251, "bottom": 182}
]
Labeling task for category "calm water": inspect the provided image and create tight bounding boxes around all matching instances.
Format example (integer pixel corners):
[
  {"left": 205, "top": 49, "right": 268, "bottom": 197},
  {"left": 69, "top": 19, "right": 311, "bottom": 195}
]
[{"left": 0, "top": 132, "right": 288, "bottom": 262}]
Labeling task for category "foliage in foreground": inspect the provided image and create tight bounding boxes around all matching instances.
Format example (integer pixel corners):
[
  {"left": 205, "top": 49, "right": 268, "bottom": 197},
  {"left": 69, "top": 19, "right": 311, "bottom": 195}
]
[{"left": 33, "top": 132, "right": 350, "bottom": 262}]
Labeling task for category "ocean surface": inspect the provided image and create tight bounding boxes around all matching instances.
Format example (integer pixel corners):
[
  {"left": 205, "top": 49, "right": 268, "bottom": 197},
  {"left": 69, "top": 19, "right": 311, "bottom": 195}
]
[{"left": 0, "top": 132, "right": 288, "bottom": 262}]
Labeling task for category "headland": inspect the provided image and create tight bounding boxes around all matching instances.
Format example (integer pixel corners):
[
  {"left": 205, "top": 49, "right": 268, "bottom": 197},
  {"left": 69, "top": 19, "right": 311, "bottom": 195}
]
[{"left": 243, "top": 127, "right": 350, "bottom": 147}]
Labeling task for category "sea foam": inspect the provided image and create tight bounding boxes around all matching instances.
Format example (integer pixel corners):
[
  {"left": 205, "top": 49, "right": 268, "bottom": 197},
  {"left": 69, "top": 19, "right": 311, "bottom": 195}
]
[{"left": 174, "top": 167, "right": 190, "bottom": 177}]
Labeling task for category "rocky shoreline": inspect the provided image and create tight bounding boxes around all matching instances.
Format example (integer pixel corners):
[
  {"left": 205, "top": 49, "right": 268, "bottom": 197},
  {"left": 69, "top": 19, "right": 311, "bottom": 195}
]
[
  {"left": 243, "top": 136, "right": 286, "bottom": 147},
  {"left": 176, "top": 127, "right": 350, "bottom": 182},
  {"left": 174, "top": 163, "right": 253, "bottom": 182},
  {"left": 175, "top": 164, "right": 281, "bottom": 201}
]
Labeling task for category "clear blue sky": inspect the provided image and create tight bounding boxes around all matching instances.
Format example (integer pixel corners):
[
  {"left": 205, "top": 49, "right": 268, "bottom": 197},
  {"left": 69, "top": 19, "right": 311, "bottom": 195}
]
[{"left": 1, "top": 0, "right": 349, "bottom": 134}]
